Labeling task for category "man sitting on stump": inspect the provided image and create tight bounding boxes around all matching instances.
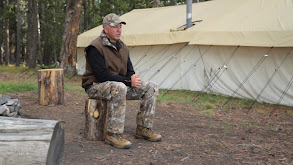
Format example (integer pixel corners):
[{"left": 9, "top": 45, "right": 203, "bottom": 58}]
[{"left": 82, "top": 13, "right": 162, "bottom": 149}]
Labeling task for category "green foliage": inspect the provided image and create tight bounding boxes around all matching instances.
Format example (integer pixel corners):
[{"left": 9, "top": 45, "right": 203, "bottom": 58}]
[
  {"left": 200, "top": 109, "right": 214, "bottom": 115},
  {"left": 0, "top": 65, "right": 29, "bottom": 72},
  {"left": 1, "top": 0, "right": 209, "bottom": 68},
  {"left": 0, "top": 82, "right": 37, "bottom": 93},
  {"left": 64, "top": 85, "right": 83, "bottom": 91}
]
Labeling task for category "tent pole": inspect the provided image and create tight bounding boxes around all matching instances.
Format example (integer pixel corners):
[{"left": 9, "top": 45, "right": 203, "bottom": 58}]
[{"left": 186, "top": 0, "right": 192, "bottom": 28}]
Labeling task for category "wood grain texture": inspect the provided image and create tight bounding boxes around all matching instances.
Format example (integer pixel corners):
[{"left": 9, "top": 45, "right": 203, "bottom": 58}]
[
  {"left": 38, "top": 69, "right": 64, "bottom": 106},
  {"left": 0, "top": 117, "right": 64, "bottom": 165},
  {"left": 84, "top": 99, "right": 108, "bottom": 141}
]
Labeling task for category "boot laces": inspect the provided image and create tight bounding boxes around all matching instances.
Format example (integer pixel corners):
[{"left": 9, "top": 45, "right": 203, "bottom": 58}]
[
  {"left": 144, "top": 128, "right": 155, "bottom": 135},
  {"left": 114, "top": 133, "right": 124, "bottom": 141}
]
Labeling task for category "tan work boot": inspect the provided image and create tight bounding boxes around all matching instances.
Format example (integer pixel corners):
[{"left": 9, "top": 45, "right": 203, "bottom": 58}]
[
  {"left": 135, "top": 125, "right": 162, "bottom": 142},
  {"left": 105, "top": 132, "right": 132, "bottom": 149}
]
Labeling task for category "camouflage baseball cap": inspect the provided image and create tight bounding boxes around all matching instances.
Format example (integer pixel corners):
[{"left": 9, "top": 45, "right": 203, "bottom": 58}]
[{"left": 103, "top": 13, "right": 126, "bottom": 27}]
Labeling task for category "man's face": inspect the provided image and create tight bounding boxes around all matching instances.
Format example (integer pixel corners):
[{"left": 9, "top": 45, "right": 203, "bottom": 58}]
[{"left": 104, "top": 23, "right": 122, "bottom": 43}]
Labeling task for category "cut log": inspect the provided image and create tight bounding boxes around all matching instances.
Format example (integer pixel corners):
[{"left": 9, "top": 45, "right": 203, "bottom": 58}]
[
  {"left": 84, "top": 99, "right": 108, "bottom": 141},
  {"left": 0, "top": 117, "right": 64, "bottom": 165},
  {"left": 38, "top": 68, "right": 64, "bottom": 106}
]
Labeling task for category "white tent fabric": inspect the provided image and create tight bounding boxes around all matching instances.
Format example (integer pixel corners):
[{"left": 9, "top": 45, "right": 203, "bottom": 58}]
[{"left": 76, "top": 0, "right": 293, "bottom": 106}]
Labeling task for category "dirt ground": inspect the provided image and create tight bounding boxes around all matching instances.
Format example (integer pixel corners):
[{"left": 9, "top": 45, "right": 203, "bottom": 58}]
[{"left": 2, "top": 72, "right": 293, "bottom": 165}]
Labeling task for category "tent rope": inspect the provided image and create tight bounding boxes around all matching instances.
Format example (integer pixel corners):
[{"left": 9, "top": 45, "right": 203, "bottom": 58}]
[
  {"left": 191, "top": 45, "right": 240, "bottom": 103},
  {"left": 136, "top": 45, "right": 171, "bottom": 71},
  {"left": 147, "top": 44, "right": 189, "bottom": 81},
  {"left": 133, "top": 45, "right": 154, "bottom": 67},
  {"left": 159, "top": 44, "right": 213, "bottom": 99},
  {"left": 158, "top": 45, "right": 197, "bottom": 87},
  {"left": 269, "top": 74, "right": 293, "bottom": 116},
  {"left": 277, "top": 75, "right": 293, "bottom": 106},
  {"left": 220, "top": 46, "right": 274, "bottom": 110},
  {"left": 140, "top": 44, "right": 187, "bottom": 78},
  {"left": 159, "top": 63, "right": 196, "bottom": 99},
  {"left": 247, "top": 47, "right": 293, "bottom": 111}
]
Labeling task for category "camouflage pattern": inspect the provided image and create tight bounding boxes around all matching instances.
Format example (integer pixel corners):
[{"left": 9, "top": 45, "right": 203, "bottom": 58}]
[
  {"left": 100, "top": 30, "right": 120, "bottom": 50},
  {"left": 86, "top": 81, "right": 158, "bottom": 134},
  {"left": 103, "top": 13, "right": 126, "bottom": 27}
]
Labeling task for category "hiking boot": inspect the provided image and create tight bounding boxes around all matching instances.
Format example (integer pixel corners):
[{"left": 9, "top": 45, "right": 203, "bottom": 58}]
[
  {"left": 135, "top": 125, "right": 162, "bottom": 142},
  {"left": 105, "top": 132, "right": 132, "bottom": 149}
]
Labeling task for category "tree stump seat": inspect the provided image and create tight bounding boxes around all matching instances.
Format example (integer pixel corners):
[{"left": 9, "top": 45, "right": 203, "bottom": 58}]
[{"left": 84, "top": 99, "right": 108, "bottom": 141}]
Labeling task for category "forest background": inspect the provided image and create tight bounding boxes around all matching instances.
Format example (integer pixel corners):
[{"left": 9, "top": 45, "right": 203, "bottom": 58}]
[{"left": 0, "top": 0, "right": 207, "bottom": 76}]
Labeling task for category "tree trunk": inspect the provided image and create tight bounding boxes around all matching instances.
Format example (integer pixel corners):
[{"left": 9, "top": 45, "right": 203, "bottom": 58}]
[
  {"left": 154, "top": 0, "right": 159, "bottom": 7},
  {"left": 83, "top": 0, "right": 88, "bottom": 31},
  {"left": 53, "top": 4, "right": 58, "bottom": 65},
  {"left": 0, "top": 117, "right": 64, "bottom": 165},
  {"left": 4, "top": 0, "right": 9, "bottom": 66},
  {"left": 16, "top": 0, "right": 21, "bottom": 67},
  {"left": 0, "top": 0, "right": 3, "bottom": 65},
  {"left": 91, "top": 0, "right": 95, "bottom": 26},
  {"left": 26, "top": 0, "right": 38, "bottom": 68},
  {"left": 37, "top": 3, "right": 43, "bottom": 66},
  {"left": 60, "top": 0, "right": 82, "bottom": 76}
]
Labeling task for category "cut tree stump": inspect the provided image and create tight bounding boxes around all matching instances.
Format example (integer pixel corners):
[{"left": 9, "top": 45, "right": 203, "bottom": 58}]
[
  {"left": 38, "top": 68, "right": 64, "bottom": 106},
  {"left": 0, "top": 117, "right": 64, "bottom": 165},
  {"left": 84, "top": 99, "right": 108, "bottom": 141}
]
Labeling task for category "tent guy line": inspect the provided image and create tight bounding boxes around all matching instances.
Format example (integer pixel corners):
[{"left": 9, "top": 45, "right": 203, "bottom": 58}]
[
  {"left": 140, "top": 44, "right": 187, "bottom": 78},
  {"left": 160, "top": 63, "right": 197, "bottom": 99},
  {"left": 248, "top": 47, "right": 293, "bottom": 111},
  {"left": 191, "top": 45, "right": 240, "bottom": 103},
  {"left": 203, "top": 45, "right": 240, "bottom": 93},
  {"left": 220, "top": 46, "right": 274, "bottom": 110},
  {"left": 159, "top": 45, "right": 213, "bottom": 99},
  {"left": 277, "top": 75, "right": 293, "bottom": 106},
  {"left": 136, "top": 45, "right": 171, "bottom": 74},
  {"left": 270, "top": 73, "right": 293, "bottom": 116},
  {"left": 133, "top": 45, "right": 154, "bottom": 67},
  {"left": 158, "top": 45, "right": 197, "bottom": 87},
  {"left": 147, "top": 44, "right": 189, "bottom": 81},
  {"left": 136, "top": 45, "right": 171, "bottom": 71}
]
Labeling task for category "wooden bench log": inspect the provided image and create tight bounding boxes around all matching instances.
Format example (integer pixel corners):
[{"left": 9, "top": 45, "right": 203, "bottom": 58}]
[
  {"left": 84, "top": 99, "right": 108, "bottom": 141},
  {"left": 0, "top": 117, "right": 64, "bottom": 165},
  {"left": 38, "top": 68, "right": 64, "bottom": 106}
]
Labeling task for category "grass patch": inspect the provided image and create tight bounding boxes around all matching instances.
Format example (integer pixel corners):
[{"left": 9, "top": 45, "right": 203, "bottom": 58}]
[
  {"left": 157, "top": 89, "right": 194, "bottom": 103},
  {"left": 200, "top": 109, "right": 214, "bottom": 115},
  {"left": 158, "top": 89, "right": 261, "bottom": 111},
  {"left": 0, "top": 65, "right": 40, "bottom": 72},
  {"left": 65, "top": 85, "right": 84, "bottom": 91},
  {"left": 0, "top": 82, "right": 37, "bottom": 93},
  {"left": 75, "top": 94, "right": 88, "bottom": 97},
  {"left": 241, "top": 121, "right": 257, "bottom": 129}
]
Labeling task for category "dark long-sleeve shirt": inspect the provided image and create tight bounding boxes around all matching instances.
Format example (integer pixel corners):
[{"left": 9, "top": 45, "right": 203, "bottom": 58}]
[{"left": 86, "top": 45, "right": 135, "bottom": 86}]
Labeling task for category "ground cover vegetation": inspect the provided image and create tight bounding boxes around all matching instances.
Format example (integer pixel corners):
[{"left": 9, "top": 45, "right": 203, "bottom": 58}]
[{"left": 1, "top": 67, "right": 292, "bottom": 164}]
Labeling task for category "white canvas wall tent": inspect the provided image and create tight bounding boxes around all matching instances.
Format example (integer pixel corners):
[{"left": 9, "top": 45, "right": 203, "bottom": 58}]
[{"left": 77, "top": 0, "right": 293, "bottom": 107}]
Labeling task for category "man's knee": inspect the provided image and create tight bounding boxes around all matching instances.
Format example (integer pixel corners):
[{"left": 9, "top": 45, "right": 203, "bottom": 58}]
[
  {"left": 111, "top": 82, "right": 127, "bottom": 97},
  {"left": 145, "top": 81, "right": 159, "bottom": 97}
]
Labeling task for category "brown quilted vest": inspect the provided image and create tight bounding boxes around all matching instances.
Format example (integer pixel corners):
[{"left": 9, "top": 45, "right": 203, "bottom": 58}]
[{"left": 82, "top": 36, "right": 129, "bottom": 89}]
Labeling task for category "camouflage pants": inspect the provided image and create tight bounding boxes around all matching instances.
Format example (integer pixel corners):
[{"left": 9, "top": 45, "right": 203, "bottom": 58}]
[{"left": 86, "top": 81, "right": 158, "bottom": 134}]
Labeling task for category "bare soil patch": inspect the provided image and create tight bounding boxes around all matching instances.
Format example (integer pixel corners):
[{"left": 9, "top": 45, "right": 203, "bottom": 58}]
[{"left": 2, "top": 73, "right": 293, "bottom": 165}]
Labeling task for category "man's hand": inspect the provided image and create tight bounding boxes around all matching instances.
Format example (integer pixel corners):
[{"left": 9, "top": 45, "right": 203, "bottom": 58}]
[{"left": 131, "top": 74, "right": 142, "bottom": 88}]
